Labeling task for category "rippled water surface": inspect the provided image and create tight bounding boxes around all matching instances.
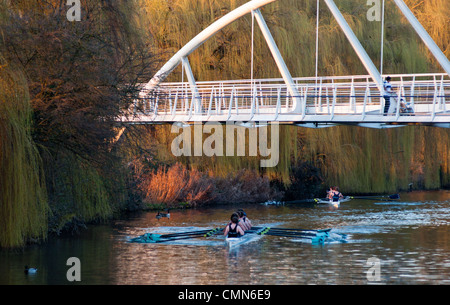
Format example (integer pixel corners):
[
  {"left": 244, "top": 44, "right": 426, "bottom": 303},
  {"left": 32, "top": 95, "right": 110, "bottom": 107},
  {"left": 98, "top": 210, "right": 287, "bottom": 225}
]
[{"left": 1, "top": 191, "right": 449, "bottom": 285}]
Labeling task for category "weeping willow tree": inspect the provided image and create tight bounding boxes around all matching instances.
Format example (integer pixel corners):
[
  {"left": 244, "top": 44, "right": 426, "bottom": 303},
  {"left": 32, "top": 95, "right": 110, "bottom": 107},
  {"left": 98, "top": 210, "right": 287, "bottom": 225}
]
[
  {"left": 0, "top": 58, "right": 49, "bottom": 248},
  {"left": 302, "top": 125, "right": 450, "bottom": 193},
  {"left": 0, "top": 0, "right": 156, "bottom": 247},
  {"left": 406, "top": 0, "right": 450, "bottom": 62},
  {"left": 141, "top": 0, "right": 440, "bottom": 80}
]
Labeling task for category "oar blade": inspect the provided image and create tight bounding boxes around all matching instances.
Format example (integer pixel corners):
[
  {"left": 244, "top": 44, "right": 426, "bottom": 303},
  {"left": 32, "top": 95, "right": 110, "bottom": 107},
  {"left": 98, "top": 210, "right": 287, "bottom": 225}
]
[
  {"left": 350, "top": 193, "right": 400, "bottom": 201},
  {"left": 130, "top": 233, "right": 161, "bottom": 243},
  {"left": 204, "top": 227, "right": 222, "bottom": 237},
  {"left": 311, "top": 233, "right": 326, "bottom": 245},
  {"left": 283, "top": 199, "right": 317, "bottom": 204},
  {"left": 130, "top": 228, "right": 223, "bottom": 243}
]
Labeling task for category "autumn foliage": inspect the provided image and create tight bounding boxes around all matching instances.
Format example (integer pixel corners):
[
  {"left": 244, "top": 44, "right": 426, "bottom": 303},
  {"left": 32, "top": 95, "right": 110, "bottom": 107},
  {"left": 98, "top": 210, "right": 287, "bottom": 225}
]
[{"left": 131, "top": 161, "right": 283, "bottom": 207}]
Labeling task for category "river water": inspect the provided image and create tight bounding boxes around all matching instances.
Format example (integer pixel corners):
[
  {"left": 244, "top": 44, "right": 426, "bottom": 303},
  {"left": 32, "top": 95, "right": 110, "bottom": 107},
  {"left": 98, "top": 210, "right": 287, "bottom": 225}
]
[{"left": 1, "top": 190, "right": 449, "bottom": 285}]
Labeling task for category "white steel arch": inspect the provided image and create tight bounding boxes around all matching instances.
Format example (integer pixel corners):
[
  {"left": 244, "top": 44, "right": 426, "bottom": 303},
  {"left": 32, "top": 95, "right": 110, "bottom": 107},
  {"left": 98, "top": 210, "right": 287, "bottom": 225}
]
[{"left": 143, "top": 0, "right": 388, "bottom": 100}]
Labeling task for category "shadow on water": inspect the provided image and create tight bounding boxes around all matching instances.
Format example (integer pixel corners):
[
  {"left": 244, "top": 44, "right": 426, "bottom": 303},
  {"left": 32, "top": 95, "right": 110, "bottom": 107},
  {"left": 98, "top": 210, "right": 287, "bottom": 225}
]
[{"left": 1, "top": 190, "right": 449, "bottom": 284}]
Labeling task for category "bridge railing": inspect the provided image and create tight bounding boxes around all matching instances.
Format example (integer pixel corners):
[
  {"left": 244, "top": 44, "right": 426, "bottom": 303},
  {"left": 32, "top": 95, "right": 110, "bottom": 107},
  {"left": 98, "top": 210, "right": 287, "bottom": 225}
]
[{"left": 129, "top": 73, "right": 449, "bottom": 122}]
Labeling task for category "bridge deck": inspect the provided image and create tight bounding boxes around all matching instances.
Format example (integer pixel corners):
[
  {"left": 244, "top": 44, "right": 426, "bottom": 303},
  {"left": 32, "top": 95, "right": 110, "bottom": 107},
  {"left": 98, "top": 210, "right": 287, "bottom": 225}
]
[{"left": 124, "top": 73, "right": 450, "bottom": 128}]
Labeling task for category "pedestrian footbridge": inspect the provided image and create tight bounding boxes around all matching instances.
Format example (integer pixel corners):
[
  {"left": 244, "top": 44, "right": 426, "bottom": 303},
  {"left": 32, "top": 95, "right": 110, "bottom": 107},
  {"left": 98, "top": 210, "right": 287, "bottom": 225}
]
[{"left": 125, "top": 73, "right": 449, "bottom": 128}]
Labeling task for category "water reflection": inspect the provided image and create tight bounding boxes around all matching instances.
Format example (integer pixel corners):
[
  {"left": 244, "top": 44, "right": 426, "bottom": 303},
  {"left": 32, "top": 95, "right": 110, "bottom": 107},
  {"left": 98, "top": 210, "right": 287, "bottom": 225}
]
[{"left": 0, "top": 191, "right": 449, "bottom": 284}]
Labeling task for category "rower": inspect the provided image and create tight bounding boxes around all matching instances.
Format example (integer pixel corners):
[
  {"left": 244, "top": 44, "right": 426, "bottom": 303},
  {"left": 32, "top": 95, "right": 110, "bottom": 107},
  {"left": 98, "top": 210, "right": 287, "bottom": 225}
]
[
  {"left": 224, "top": 213, "right": 245, "bottom": 238},
  {"left": 327, "top": 187, "right": 334, "bottom": 199},
  {"left": 236, "top": 209, "right": 252, "bottom": 231},
  {"left": 328, "top": 186, "right": 344, "bottom": 202}
]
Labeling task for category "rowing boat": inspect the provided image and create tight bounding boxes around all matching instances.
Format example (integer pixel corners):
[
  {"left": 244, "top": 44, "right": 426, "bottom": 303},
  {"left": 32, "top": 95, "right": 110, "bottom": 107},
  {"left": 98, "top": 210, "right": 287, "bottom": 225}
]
[
  {"left": 225, "top": 227, "right": 267, "bottom": 248},
  {"left": 129, "top": 226, "right": 345, "bottom": 246},
  {"left": 225, "top": 235, "right": 253, "bottom": 248},
  {"left": 314, "top": 196, "right": 351, "bottom": 206}
]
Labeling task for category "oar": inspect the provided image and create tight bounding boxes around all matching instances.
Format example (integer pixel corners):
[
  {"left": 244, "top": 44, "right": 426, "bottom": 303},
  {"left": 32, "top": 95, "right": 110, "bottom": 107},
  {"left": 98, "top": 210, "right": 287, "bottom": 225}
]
[
  {"left": 266, "top": 228, "right": 330, "bottom": 237},
  {"left": 282, "top": 199, "right": 317, "bottom": 204},
  {"left": 152, "top": 234, "right": 208, "bottom": 243},
  {"left": 252, "top": 227, "right": 331, "bottom": 234},
  {"left": 256, "top": 227, "right": 330, "bottom": 238},
  {"left": 130, "top": 228, "right": 222, "bottom": 243},
  {"left": 262, "top": 231, "right": 318, "bottom": 238},
  {"left": 261, "top": 231, "right": 329, "bottom": 244},
  {"left": 314, "top": 198, "right": 329, "bottom": 202},
  {"left": 204, "top": 227, "right": 223, "bottom": 237},
  {"left": 260, "top": 227, "right": 333, "bottom": 244},
  {"left": 350, "top": 194, "right": 400, "bottom": 201},
  {"left": 161, "top": 229, "right": 218, "bottom": 238},
  {"left": 268, "top": 228, "right": 348, "bottom": 239},
  {"left": 265, "top": 228, "right": 331, "bottom": 234}
]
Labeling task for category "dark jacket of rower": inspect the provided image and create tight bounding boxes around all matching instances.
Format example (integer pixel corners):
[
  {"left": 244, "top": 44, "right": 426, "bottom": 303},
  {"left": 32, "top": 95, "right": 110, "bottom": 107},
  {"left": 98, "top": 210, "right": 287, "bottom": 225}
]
[{"left": 224, "top": 214, "right": 245, "bottom": 238}]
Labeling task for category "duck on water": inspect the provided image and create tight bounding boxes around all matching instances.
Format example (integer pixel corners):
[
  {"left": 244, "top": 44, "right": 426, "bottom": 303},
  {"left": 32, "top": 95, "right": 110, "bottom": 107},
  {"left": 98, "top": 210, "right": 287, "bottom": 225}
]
[
  {"left": 156, "top": 209, "right": 170, "bottom": 220},
  {"left": 24, "top": 266, "right": 37, "bottom": 275}
]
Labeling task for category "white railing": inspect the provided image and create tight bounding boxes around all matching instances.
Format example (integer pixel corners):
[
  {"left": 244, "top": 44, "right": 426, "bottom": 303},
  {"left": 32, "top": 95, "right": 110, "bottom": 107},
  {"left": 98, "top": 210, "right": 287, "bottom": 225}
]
[{"left": 127, "top": 73, "right": 449, "bottom": 124}]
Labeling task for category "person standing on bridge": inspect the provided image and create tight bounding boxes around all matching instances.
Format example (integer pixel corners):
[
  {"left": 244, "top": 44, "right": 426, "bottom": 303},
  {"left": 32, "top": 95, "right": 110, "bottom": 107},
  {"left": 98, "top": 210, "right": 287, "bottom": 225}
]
[{"left": 383, "top": 76, "right": 394, "bottom": 115}]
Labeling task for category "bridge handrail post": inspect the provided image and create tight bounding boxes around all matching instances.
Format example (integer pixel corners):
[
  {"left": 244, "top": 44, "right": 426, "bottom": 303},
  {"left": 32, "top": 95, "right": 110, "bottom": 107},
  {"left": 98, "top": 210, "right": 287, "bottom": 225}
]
[
  {"left": 214, "top": 87, "right": 219, "bottom": 114},
  {"left": 438, "top": 75, "right": 445, "bottom": 111},
  {"left": 234, "top": 85, "right": 239, "bottom": 115},
  {"left": 332, "top": 83, "right": 338, "bottom": 119},
  {"left": 327, "top": 79, "right": 334, "bottom": 114},
  {"left": 167, "top": 90, "right": 172, "bottom": 114},
  {"left": 301, "top": 85, "right": 308, "bottom": 120},
  {"left": 350, "top": 76, "right": 356, "bottom": 113},
  {"left": 188, "top": 95, "right": 194, "bottom": 119},
  {"left": 207, "top": 86, "right": 214, "bottom": 117},
  {"left": 151, "top": 96, "right": 159, "bottom": 121},
  {"left": 227, "top": 85, "right": 235, "bottom": 120},
  {"left": 218, "top": 84, "right": 223, "bottom": 115},
  {"left": 173, "top": 91, "right": 178, "bottom": 115},
  {"left": 256, "top": 85, "right": 260, "bottom": 113},
  {"left": 171, "top": 91, "right": 179, "bottom": 120},
  {"left": 395, "top": 95, "right": 401, "bottom": 120},
  {"left": 318, "top": 77, "right": 323, "bottom": 112},
  {"left": 410, "top": 75, "right": 416, "bottom": 108},
  {"left": 250, "top": 85, "right": 256, "bottom": 118},
  {"left": 362, "top": 84, "right": 369, "bottom": 119}
]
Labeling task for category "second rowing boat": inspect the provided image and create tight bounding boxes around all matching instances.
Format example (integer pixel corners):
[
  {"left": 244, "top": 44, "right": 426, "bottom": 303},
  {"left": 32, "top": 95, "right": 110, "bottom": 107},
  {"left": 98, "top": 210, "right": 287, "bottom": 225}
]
[{"left": 314, "top": 196, "right": 351, "bottom": 206}]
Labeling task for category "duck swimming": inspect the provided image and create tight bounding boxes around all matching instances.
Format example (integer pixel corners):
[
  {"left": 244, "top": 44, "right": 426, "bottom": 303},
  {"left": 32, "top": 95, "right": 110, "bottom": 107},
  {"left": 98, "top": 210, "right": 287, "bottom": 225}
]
[
  {"left": 156, "top": 209, "right": 170, "bottom": 220},
  {"left": 24, "top": 266, "right": 37, "bottom": 275}
]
